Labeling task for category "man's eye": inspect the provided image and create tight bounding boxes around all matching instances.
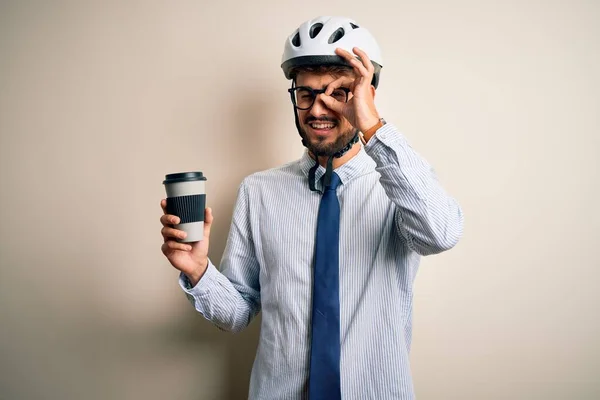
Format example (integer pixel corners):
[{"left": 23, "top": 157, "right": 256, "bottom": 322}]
[{"left": 332, "top": 90, "right": 346, "bottom": 99}]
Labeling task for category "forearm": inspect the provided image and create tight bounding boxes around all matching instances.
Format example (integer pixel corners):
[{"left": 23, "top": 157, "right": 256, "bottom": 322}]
[
  {"left": 179, "top": 259, "right": 260, "bottom": 333},
  {"left": 364, "top": 123, "right": 464, "bottom": 255}
]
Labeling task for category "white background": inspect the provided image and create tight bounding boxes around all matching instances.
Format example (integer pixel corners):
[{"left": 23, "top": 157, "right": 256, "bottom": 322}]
[{"left": 1, "top": 1, "right": 598, "bottom": 398}]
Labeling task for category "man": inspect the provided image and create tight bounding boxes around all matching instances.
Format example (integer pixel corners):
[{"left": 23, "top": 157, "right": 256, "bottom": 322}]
[{"left": 160, "top": 16, "right": 463, "bottom": 400}]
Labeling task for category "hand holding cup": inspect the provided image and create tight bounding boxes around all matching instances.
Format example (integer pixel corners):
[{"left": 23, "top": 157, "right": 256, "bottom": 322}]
[
  {"left": 160, "top": 200, "right": 212, "bottom": 286},
  {"left": 161, "top": 172, "right": 212, "bottom": 286}
]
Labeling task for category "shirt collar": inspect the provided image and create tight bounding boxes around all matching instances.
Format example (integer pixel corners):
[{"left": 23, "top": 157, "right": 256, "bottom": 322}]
[{"left": 299, "top": 146, "right": 376, "bottom": 191}]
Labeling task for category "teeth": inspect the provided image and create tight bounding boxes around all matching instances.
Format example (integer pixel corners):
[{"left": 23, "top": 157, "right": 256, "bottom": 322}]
[{"left": 310, "top": 123, "right": 335, "bottom": 129}]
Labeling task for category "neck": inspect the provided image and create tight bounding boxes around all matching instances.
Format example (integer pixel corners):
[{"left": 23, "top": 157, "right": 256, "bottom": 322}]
[{"left": 309, "top": 142, "right": 361, "bottom": 169}]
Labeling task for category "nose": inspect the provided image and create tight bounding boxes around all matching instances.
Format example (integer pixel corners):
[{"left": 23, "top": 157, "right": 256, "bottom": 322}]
[{"left": 309, "top": 95, "right": 329, "bottom": 117}]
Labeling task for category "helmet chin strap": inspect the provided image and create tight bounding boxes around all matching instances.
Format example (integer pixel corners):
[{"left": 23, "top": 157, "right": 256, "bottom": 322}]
[
  {"left": 292, "top": 98, "right": 359, "bottom": 192},
  {"left": 311, "top": 131, "right": 359, "bottom": 191}
]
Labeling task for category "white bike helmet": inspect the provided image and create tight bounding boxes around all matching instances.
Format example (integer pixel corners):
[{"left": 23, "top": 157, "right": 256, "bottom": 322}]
[{"left": 281, "top": 16, "right": 383, "bottom": 88}]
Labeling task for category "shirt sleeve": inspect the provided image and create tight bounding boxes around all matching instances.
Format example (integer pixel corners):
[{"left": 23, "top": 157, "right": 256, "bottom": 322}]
[
  {"left": 178, "top": 180, "right": 261, "bottom": 333},
  {"left": 363, "top": 122, "right": 464, "bottom": 255}
]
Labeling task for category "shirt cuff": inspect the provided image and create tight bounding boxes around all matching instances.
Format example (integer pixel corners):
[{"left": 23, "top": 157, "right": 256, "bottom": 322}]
[
  {"left": 178, "top": 259, "right": 219, "bottom": 298},
  {"left": 363, "top": 122, "right": 405, "bottom": 155}
]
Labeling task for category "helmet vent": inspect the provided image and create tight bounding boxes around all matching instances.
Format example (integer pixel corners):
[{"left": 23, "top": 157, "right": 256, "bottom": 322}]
[
  {"left": 350, "top": 23, "right": 359, "bottom": 29},
  {"left": 328, "top": 28, "right": 345, "bottom": 44},
  {"left": 292, "top": 32, "right": 301, "bottom": 47},
  {"left": 309, "top": 23, "right": 323, "bottom": 38}
]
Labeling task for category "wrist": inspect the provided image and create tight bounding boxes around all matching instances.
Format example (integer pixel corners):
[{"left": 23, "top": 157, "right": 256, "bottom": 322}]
[
  {"left": 360, "top": 117, "right": 386, "bottom": 144},
  {"left": 359, "top": 114, "right": 381, "bottom": 133},
  {"left": 186, "top": 259, "right": 208, "bottom": 287},
  {"left": 186, "top": 273, "right": 201, "bottom": 288}
]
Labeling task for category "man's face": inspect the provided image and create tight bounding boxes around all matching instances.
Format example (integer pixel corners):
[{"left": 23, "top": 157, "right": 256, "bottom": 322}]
[{"left": 294, "top": 71, "right": 357, "bottom": 157}]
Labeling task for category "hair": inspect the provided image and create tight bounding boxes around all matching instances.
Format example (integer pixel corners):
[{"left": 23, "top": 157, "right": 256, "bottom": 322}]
[{"left": 289, "top": 64, "right": 355, "bottom": 82}]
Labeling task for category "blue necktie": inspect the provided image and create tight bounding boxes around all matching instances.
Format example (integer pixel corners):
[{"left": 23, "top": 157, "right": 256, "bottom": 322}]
[{"left": 309, "top": 172, "right": 342, "bottom": 400}]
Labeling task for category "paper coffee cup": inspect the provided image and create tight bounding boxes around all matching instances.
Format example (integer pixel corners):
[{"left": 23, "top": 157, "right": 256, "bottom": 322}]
[{"left": 162, "top": 171, "right": 207, "bottom": 243}]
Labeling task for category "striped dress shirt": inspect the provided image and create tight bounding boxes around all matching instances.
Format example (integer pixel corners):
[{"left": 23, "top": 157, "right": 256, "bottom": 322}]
[{"left": 179, "top": 122, "right": 464, "bottom": 399}]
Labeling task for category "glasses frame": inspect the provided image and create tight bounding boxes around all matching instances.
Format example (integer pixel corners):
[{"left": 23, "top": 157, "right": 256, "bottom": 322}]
[{"left": 288, "top": 85, "right": 351, "bottom": 110}]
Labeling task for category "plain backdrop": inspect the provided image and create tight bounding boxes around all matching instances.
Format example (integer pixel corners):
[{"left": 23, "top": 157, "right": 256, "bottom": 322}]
[{"left": 1, "top": 1, "right": 598, "bottom": 399}]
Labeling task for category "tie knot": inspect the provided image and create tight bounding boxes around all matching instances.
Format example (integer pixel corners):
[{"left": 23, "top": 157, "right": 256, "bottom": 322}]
[{"left": 324, "top": 172, "right": 341, "bottom": 191}]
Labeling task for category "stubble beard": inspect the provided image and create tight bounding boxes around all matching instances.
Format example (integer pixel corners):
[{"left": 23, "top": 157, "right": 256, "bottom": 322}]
[{"left": 299, "top": 123, "right": 358, "bottom": 157}]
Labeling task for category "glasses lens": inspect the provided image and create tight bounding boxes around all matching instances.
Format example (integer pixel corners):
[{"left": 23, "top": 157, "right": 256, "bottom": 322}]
[
  {"left": 331, "top": 88, "right": 348, "bottom": 103},
  {"left": 295, "top": 88, "right": 315, "bottom": 110}
]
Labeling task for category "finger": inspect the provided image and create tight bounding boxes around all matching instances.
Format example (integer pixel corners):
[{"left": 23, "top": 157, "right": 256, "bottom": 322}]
[
  {"left": 162, "top": 241, "right": 193, "bottom": 254},
  {"left": 352, "top": 47, "right": 375, "bottom": 74},
  {"left": 347, "top": 79, "right": 357, "bottom": 95},
  {"left": 203, "top": 207, "right": 214, "bottom": 240},
  {"left": 319, "top": 93, "right": 345, "bottom": 114},
  {"left": 160, "top": 199, "right": 167, "bottom": 214},
  {"left": 160, "top": 214, "right": 180, "bottom": 227},
  {"left": 335, "top": 47, "right": 356, "bottom": 63},
  {"left": 325, "top": 76, "right": 354, "bottom": 95},
  {"left": 335, "top": 48, "right": 369, "bottom": 78},
  {"left": 162, "top": 226, "right": 187, "bottom": 241},
  {"left": 352, "top": 48, "right": 375, "bottom": 92}
]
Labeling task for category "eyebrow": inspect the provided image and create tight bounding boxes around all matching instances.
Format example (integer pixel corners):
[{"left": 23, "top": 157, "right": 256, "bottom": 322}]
[
  {"left": 298, "top": 85, "right": 348, "bottom": 91},
  {"left": 297, "top": 85, "right": 328, "bottom": 90}
]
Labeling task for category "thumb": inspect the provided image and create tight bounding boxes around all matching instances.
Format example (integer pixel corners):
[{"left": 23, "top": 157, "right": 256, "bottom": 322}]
[
  {"left": 319, "top": 93, "right": 344, "bottom": 113},
  {"left": 203, "top": 207, "right": 213, "bottom": 239}
]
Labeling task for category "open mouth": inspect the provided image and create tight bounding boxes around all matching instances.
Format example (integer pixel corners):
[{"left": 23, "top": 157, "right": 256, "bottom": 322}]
[{"left": 307, "top": 120, "right": 337, "bottom": 134}]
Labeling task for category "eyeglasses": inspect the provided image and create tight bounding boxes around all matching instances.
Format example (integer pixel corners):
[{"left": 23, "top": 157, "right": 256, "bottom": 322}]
[{"left": 288, "top": 85, "right": 351, "bottom": 110}]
